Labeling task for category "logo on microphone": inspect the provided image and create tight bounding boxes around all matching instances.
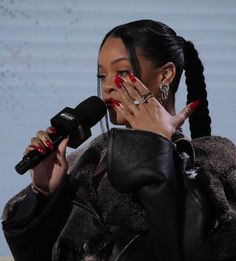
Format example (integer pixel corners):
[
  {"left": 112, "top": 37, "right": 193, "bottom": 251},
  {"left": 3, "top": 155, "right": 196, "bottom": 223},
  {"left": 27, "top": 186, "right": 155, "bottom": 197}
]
[{"left": 60, "top": 112, "right": 75, "bottom": 121}]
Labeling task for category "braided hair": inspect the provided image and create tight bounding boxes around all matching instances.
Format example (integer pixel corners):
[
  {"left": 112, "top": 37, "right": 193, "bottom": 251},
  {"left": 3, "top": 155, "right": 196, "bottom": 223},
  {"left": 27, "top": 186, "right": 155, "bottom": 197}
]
[
  {"left": 181, "top": 39, "right": 211, "bottom": 138},
  {"left": 98, "top": 19, "right": 211, "bottom": 138}
]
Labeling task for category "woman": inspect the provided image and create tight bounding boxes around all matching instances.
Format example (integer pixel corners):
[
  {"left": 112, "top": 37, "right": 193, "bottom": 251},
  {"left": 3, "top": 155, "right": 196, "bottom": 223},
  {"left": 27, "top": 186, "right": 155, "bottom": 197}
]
[{"left": 2, "top": 19, "right": 236, "bottom": 261}]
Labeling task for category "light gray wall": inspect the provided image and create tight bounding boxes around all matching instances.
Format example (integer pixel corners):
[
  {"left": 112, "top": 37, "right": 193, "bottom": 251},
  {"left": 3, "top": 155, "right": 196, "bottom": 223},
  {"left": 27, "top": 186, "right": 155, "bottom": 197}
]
[{"left": 0, "top": 0, "right": 236, "bottom": 255}]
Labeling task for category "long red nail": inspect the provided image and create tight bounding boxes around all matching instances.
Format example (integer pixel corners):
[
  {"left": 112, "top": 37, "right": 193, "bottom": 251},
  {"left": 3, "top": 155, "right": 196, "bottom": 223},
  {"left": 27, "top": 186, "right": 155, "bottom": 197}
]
[
  {"left": 113, "top": 99, "right": 121, "bottom": 107},
  {"left": 48, "top": 127, "right": 57, "bottom": 134},
  {"left": 189, "top": 99, "right": 201, "bottom": 111},
  {"left": 114, "top": 75, "right": 123, "bottom": 88},
  {"left": 128, "top": 73, "right": 136, "bottom": 83},
  {"left": 38, "top": 146, "right": 46, "bottom": 154},
  {"left": 45, "top": 140, "right": 54, "bottom": 150}
]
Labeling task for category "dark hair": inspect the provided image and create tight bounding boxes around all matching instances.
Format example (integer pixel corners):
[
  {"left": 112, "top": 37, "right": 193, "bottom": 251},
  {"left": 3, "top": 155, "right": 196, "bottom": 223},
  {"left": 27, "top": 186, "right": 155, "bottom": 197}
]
[{"left": 98, "top": 19, "right": 211, "bottom": 138}]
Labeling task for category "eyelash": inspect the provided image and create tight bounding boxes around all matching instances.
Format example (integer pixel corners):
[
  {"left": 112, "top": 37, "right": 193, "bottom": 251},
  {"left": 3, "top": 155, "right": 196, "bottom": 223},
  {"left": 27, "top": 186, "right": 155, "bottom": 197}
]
[
  {"left": 97, "top": 74, "right": 105, "bottom": 81},
  {"left": 97, "top": 70, "right": 130, "bottom": 82},
  {"left": 117, "top": 70, "right": 130, "bottom": 77}
]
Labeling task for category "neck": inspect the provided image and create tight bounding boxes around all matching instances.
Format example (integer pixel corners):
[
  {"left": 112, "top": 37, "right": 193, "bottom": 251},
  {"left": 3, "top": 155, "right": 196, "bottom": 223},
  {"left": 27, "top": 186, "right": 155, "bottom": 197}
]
[{"left": 165, "top": 94, "right": 176, "bottom": 116}]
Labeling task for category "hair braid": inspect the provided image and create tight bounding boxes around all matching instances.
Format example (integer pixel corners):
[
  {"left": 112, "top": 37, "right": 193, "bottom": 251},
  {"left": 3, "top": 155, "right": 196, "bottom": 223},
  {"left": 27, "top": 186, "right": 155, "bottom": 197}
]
[{"left": 182, "top": 39, "right": 211, "bottom": 138}]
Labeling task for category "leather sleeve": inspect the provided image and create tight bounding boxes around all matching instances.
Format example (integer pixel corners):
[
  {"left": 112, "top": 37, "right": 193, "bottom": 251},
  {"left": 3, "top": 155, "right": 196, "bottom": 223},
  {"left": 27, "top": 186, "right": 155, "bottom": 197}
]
[
  {"left": 2, "top": 176, "right": 72, "bottom": 261},
  {"left": 107, "top": 128, "right": 183, "bottom": 261},
  {"left": 2, "top": 134, "right": 108, "bottom": 261}
]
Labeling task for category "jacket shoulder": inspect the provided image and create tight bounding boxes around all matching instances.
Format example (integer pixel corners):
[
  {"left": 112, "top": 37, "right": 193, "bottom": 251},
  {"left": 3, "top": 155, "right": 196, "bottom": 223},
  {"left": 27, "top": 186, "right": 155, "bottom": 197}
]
[
  {"left": 192, "top": 136, "right": 236, "bottom": 173},
  {"left": 67, "top": 132, "right": 109, "bottom": 173}
]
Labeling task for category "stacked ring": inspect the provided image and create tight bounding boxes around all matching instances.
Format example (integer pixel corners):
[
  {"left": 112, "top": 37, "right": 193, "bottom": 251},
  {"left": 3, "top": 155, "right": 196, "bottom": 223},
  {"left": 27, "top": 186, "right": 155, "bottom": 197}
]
[{"left": 133, "top": 91, "right": 154, "bottom": 105}]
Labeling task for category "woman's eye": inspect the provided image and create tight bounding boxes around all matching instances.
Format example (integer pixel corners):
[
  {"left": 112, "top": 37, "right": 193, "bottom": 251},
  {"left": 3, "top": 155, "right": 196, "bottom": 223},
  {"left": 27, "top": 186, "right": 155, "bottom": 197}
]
[
  {"left": 97, "top": 74, "right": 105, "bottom": 82},
  {"left": 117, "top": 70, "right": 130, "bottom": 78}
]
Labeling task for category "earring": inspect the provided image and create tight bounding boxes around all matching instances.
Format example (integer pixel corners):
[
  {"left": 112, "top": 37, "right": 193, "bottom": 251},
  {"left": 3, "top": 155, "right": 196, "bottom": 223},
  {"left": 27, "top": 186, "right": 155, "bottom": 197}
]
[{"left": 159, "top": 83, "right": 169, "bottom": 105}]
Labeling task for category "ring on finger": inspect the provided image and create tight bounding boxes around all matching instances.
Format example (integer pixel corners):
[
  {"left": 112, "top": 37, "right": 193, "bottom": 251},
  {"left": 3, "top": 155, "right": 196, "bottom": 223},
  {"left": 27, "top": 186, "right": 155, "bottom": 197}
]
[{"left": 133, "top": 91, "right": 154, "bottom": 105}]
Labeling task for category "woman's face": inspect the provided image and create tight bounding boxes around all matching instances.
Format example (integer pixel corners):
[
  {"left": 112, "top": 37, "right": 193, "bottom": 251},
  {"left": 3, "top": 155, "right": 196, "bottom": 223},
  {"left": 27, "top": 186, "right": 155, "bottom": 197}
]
[{"left": 98, "top": 36, "right": 163, "bottom": 126}]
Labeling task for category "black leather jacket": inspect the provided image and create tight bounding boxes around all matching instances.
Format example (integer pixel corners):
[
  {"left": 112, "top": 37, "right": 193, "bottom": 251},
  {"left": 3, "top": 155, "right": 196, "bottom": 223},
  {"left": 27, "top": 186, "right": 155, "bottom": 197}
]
[
  {"left": 2, "top": 128, "right": 230, "bottom": 261},
  {"left": 107, "top": 129, "right": 214, "bottom": 261}
]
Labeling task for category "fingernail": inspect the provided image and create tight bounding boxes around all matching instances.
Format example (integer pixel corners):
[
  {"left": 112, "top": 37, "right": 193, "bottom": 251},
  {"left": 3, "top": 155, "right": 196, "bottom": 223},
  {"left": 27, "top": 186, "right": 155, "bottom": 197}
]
[
  {"left": 113, "top": 100, "right": 121, "bottom": 107},
  {"left": 48, "top": 127, "right": 57, "bottom": 134},
  {"left": 45, "top": 140, "right": 54, "bottom": 150},
  {"left": 190, "top": 99, "right": 201, "bottom": 111},
  {"left": 128, "top": 73, "right": 136, "bottom": 83},
  {"left": 114, "top": 75, "right": 123, "bottom": 88},
  {"left": 38, "top": 146, "right": 46, "bottom": 154},
  {"left": 24, "top": 145, "right": 38, "bottom": 157}
]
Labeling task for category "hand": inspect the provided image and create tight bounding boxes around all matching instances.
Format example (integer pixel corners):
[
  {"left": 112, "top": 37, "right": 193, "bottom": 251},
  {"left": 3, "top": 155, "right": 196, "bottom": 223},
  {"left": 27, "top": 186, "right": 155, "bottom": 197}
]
[
  {"left": 25, "top": 127, "right": 69, "bottom": 196},
  {"left": 113, "top": 74, "right": 199, "bottom": 140}
]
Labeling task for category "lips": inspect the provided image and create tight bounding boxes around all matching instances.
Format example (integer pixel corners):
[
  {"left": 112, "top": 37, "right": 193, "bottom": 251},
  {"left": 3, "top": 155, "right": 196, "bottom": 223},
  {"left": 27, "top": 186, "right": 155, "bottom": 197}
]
[{"left": 105, "top": 98, "right": 121, "bottom": 108}]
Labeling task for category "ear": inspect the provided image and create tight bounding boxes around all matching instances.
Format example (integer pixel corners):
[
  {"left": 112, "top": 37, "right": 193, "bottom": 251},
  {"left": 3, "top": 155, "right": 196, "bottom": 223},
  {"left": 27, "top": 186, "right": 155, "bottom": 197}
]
[{"left": 158, "top": 62, "right": 176, "bottom": 86}]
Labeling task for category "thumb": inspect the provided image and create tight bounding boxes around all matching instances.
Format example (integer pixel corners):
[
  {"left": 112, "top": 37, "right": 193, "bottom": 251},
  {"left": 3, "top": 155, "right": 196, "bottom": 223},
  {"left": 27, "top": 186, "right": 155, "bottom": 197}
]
[
  {"left": 174, "top": 99, "right": 201, "bottom": 129},
  {"left": 58, "top": 136, "right": 69, "bottom": 157}
]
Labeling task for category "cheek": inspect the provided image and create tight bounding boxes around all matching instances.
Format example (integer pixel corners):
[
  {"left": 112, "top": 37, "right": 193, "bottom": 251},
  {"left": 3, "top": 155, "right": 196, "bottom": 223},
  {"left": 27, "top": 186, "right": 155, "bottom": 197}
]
[
  {"left": 149, "top": 85, "right": 161, "bottom": 99},
  {"left": 142, "top": 79, "right": 161, "bottom": 99},
  {"left": 101, "top": 88, "right": 105, "bottom": 98}
]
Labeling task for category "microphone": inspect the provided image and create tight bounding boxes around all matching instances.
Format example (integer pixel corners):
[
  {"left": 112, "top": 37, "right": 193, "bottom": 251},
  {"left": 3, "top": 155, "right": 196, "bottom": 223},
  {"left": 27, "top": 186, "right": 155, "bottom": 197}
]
[{"left": 15, "top": 96, "right": 107, "bottom": 174}]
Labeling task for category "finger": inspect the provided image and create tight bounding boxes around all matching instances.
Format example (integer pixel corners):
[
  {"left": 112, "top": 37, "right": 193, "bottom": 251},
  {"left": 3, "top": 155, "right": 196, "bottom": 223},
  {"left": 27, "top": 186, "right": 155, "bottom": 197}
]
[
  {"left": 174, "top": 107, "right": 190, "bottom": 129},
  {"left": 189, "top": 99, "right": 201, "bottom": 112},
  {"left": 128, "top": 74, "right": 153, "bottom": 97},
  {"left": 114, "top": 75, "right": 139, "bottom": 112},
  {"left": 58, "top": 136, "right": 69, "bottom": 157},
  {"left": 114, "top": 75, "right": 156, "bottom": 115},
  {"left": 46, "top": 126, "right": 57, "bottom": 134},
  {"left": 128, "top": 74, "right": 158, "bottom": 107},
  {"left": 24, "top": 144, "right": 40, "bottom": 154},
  {"left": 27, "top": 137, "right": 47, "bottom": 154},
  {"left": 113, "top": 102, "right": 135, "bottom": 123},
  {"left": 31, "top": 136, "right": 44, "bottom": 147},
  {"left": 36, "top": 130, "right": 54, "bottom": 150},
  {"left": 174, "top": 100, "right": 201, "bottom": 129},
  {"left": 121, "top": 77, "right": 141, "bottom": 100}
]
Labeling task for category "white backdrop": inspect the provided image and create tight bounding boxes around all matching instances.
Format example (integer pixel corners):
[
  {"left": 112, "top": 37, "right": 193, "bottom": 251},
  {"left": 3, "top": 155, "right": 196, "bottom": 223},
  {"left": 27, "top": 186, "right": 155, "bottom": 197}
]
[{"left": 0, "top": 0, "right": 236, "bottom": 256}]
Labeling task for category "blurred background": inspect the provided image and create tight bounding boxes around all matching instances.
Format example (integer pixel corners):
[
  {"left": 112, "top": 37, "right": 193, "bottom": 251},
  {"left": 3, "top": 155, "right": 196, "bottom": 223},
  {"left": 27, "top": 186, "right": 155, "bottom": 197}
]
[{"left": 0, "top": 0, "right": 236, "bottom": 256}]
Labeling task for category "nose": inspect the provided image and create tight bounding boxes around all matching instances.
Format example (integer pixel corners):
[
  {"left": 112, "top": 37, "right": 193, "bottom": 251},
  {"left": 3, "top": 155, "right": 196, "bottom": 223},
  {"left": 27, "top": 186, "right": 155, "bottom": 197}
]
[{"left": 102, "top": 74, "right": 116, "bottom": 94}]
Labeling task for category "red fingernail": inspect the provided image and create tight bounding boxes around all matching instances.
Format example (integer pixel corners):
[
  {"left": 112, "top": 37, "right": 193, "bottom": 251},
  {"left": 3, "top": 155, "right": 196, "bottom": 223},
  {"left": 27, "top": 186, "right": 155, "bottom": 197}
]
[
  {"left": 128, "top": 73, "right": 136, "bottom": 83},
  {"left": 113, "top": 100, "right": 121, "bottom": 107},
  {"left": 190, "top": 99, "right": 201, "bottom": 111},
  {"left": 46, "top": 140, "right": 54, "bottom": 150},
  {"left": 38, "top": 146, "right": 46, "bottom": 154},
  {"left": 114, "top": 75, "right": 123, "bottom": 88},
  {"left": 48, "top": 127, "right": 57, "bottom": 134}
]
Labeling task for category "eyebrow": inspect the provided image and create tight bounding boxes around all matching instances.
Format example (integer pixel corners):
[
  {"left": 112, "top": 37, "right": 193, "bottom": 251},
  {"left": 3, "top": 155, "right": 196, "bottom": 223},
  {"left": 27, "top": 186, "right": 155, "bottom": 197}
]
[{"left": 98, "top": 57, "right": 130, "bottom": 68}]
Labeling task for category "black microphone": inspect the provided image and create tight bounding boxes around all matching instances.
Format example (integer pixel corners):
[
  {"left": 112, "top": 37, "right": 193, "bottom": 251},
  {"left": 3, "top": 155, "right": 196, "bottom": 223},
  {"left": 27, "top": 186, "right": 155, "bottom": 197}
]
[{"left": 15, "top": 96, "right": 107, "bottom": 174}]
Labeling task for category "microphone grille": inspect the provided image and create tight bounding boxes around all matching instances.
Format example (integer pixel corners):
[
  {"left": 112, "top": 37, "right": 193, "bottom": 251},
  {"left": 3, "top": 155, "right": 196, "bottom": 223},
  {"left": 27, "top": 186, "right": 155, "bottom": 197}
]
[{"left": 74, "top": 96, "right": 107, "bottom": 128}]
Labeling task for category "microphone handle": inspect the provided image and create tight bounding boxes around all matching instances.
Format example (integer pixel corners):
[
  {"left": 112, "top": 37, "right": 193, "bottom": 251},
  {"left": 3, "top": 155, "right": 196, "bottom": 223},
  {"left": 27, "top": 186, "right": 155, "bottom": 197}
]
[
  {"left": 15, "top": 133, "right": 65, "bottom": 175},
  {"left": 15, "top": 124, "right": 92, "bottom": 175}
]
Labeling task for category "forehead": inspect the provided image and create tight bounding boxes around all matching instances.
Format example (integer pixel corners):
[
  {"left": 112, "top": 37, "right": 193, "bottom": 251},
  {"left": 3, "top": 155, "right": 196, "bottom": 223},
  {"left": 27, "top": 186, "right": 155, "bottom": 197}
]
[
  {"left": 98, "top": 36, "right": 156, "bottom": 76},
  {"left": 98, "top": 37, "right": 129, "bottom": 63}
]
